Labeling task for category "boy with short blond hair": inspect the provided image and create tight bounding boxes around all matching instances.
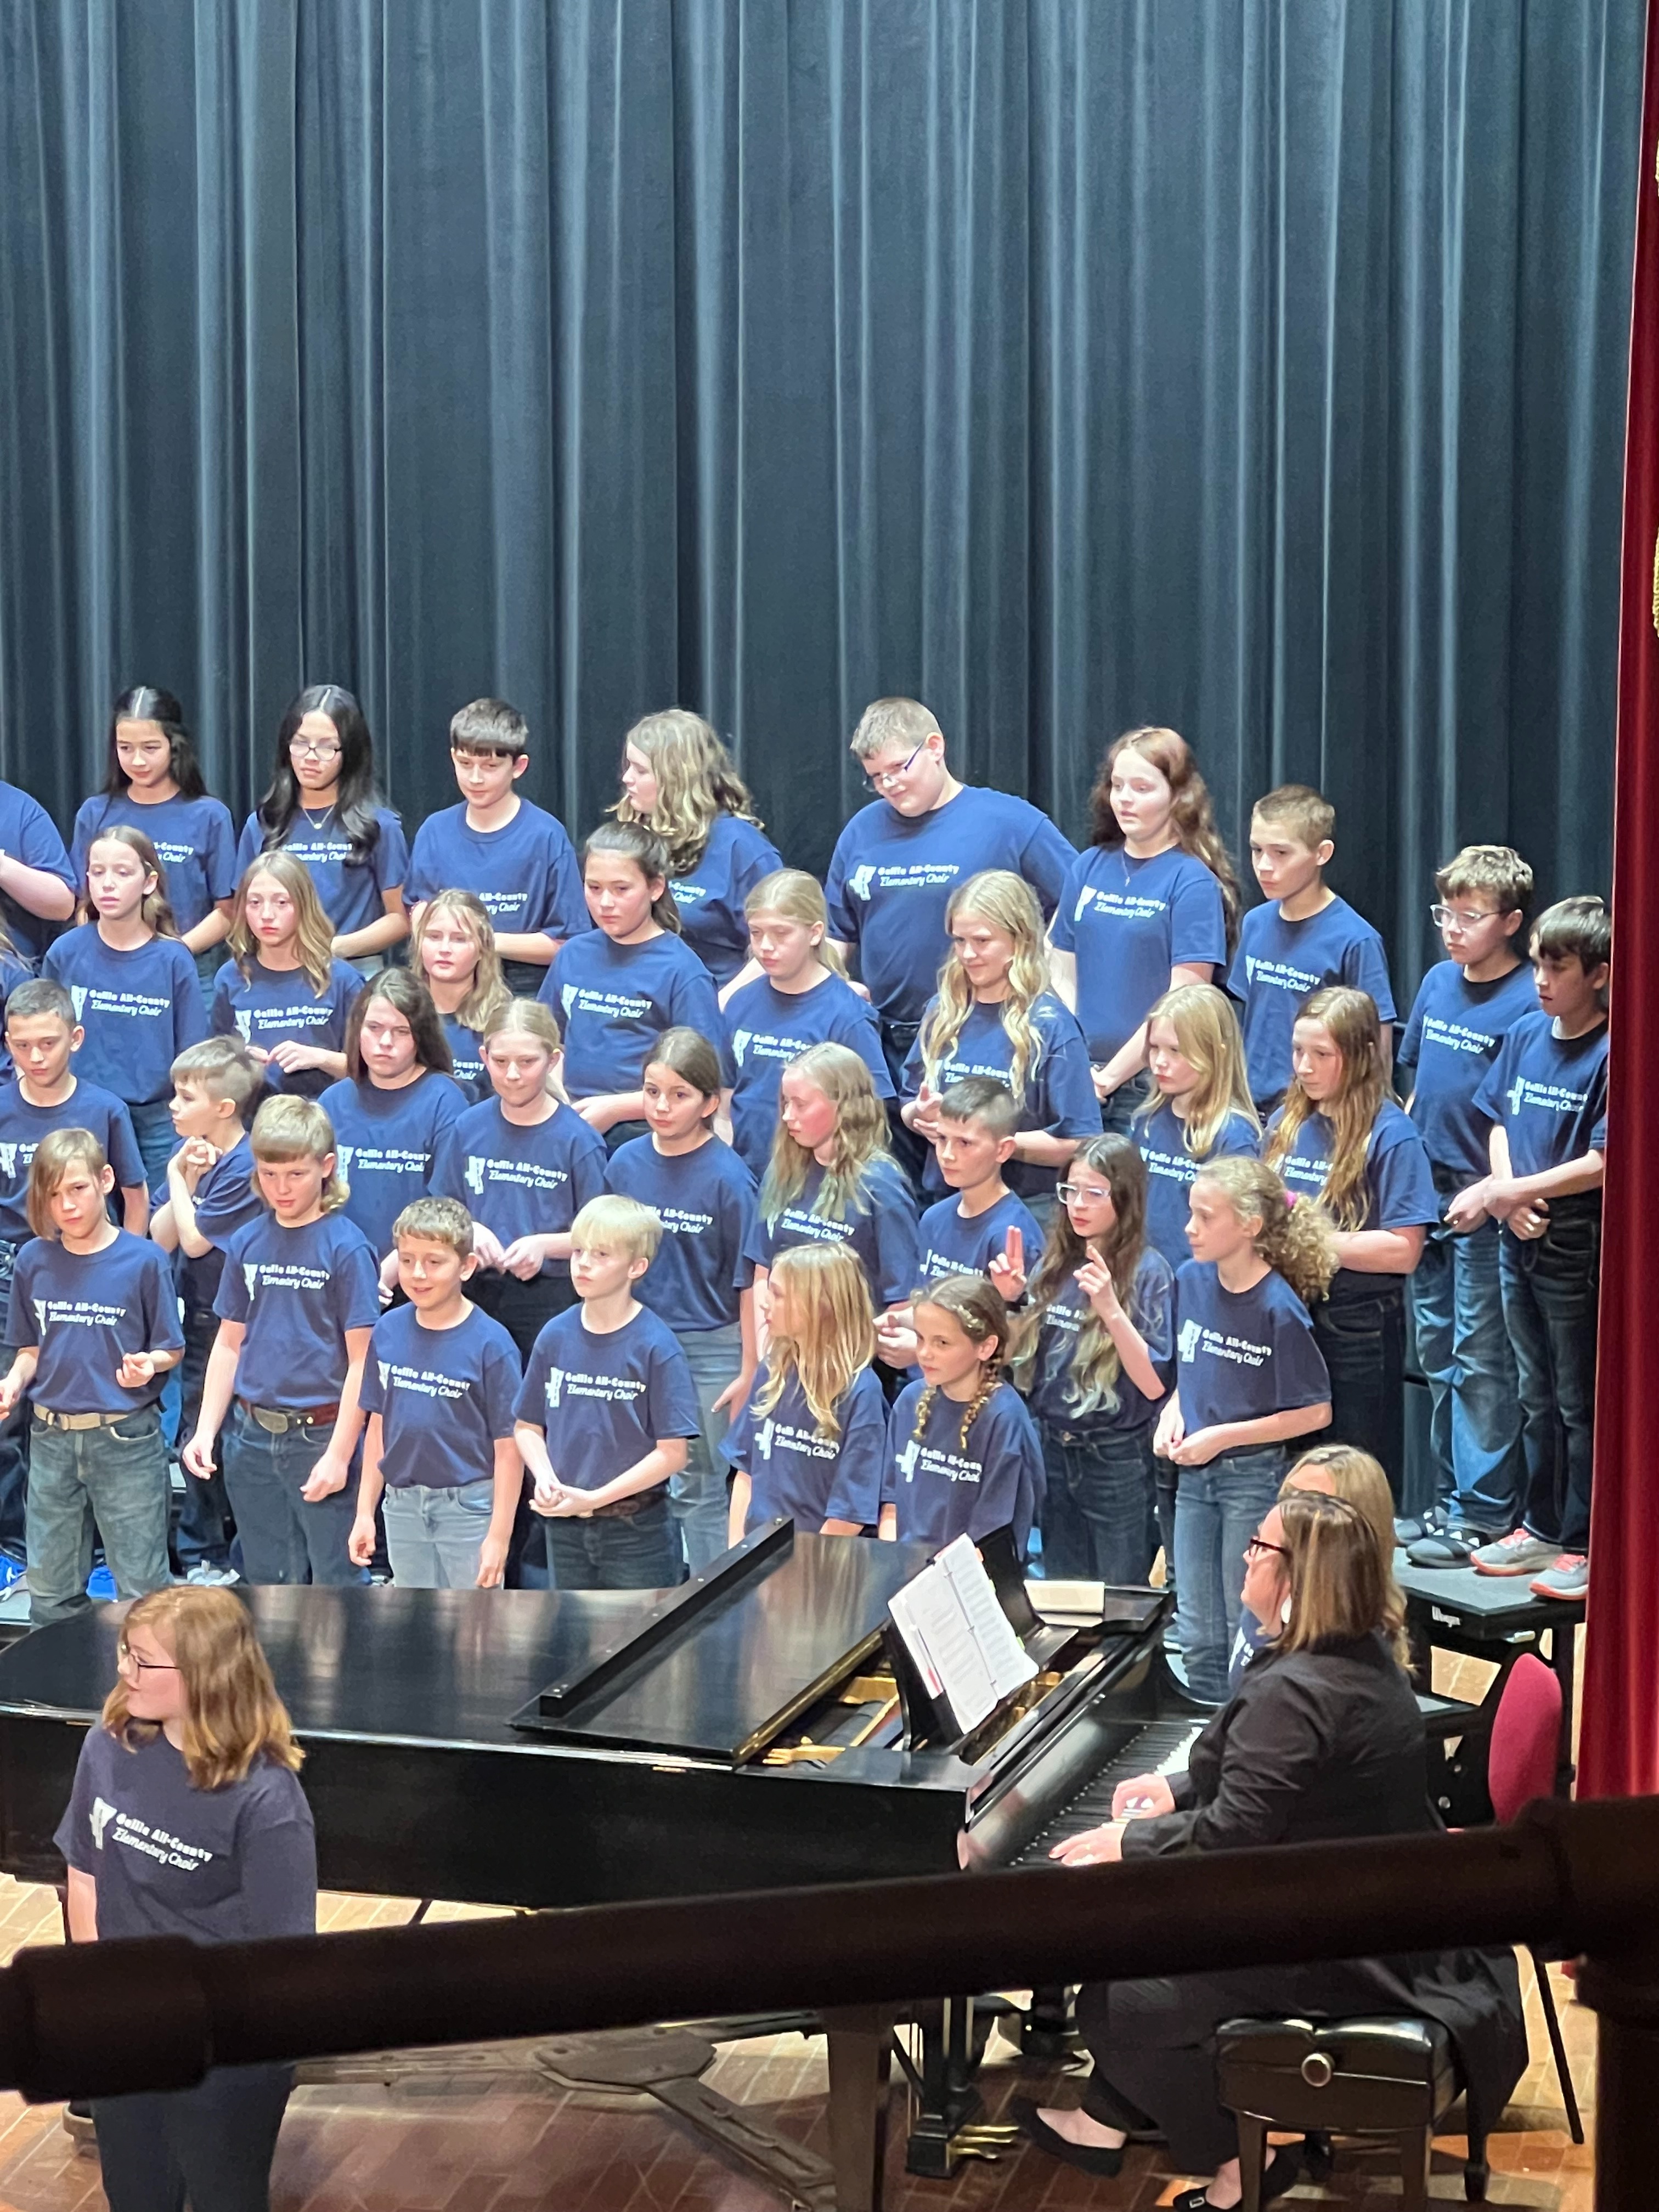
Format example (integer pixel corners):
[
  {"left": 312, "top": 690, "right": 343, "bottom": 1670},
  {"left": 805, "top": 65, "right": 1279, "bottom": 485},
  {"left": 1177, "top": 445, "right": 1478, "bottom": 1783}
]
[{"left": 1226, "top": 783, "right": 1394, "bottom": 1111}]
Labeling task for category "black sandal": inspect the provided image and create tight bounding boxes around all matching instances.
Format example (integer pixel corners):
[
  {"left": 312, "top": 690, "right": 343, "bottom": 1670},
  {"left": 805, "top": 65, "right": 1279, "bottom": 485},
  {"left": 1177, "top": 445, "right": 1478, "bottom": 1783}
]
[
  {"left": 1010, "top": 2095, "right": 1125, "bottom": 2177},
  {"left": 1170, "top": 2142, "right": 1302, "bottom": 2210}
]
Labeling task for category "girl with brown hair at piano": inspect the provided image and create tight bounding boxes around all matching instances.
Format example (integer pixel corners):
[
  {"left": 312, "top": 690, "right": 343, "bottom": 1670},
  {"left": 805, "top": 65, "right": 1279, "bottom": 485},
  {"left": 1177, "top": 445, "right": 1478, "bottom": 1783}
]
[
  {"left": 724, "top": 1243, "right": 890, "bottom": 1542},
  {"left": 55, "top": 1583, "right": 317, "bottom": 2212},
  {"left": 1015, "top": 1487, "right": 1526, "bottom": 2210}
]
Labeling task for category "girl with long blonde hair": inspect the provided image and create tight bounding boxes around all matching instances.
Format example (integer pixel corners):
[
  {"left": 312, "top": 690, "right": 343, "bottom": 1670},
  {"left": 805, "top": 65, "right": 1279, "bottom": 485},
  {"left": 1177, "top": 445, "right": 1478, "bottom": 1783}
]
[
  {"left": 59, "top": 1584, "right": 313, "bottom": 2211},
  {"left": 1049, "top": 726, "right": 1239, "bottom": 1136},
  {"left": 725, "top": 1243, "right": 889, "bottom": 1542},
  {"left": 1135, "top": 983, "right": 1260, "bottom": 1265},
  {"left": 901, "top": 870, "right": 1097, "bottom": 1225},
  {"left": 413, "top": 887, "right": 511, "bottom": 1101},
  {"left": 1265, "top": 985, "right": 1437, "bottom": 1503},
  {"left": 722, "top": 868, "right": 894, "bottom": 1176},
  {"left": 614, "top": 708, "right": 781, "bottom": 986},
  {"left": 211, "top": 852, "right": 365, "bottom": 1099}
]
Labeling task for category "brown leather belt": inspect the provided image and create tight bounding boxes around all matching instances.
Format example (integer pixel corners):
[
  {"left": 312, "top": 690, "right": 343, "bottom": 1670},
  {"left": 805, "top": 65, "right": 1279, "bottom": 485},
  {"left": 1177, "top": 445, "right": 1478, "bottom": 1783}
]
[{"left": 238, "top": 1400, "right": 341, "bottom": 1435}]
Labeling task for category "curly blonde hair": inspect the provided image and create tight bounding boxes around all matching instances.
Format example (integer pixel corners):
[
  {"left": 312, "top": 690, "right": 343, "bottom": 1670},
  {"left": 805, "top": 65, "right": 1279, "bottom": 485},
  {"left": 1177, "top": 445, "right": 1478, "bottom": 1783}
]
[
  {"left": 1190, "top": 1154, "right": 1336, "bottom": 1307},
  {"left": 612, "top": 708, "right": 763, "bottom": 878}
]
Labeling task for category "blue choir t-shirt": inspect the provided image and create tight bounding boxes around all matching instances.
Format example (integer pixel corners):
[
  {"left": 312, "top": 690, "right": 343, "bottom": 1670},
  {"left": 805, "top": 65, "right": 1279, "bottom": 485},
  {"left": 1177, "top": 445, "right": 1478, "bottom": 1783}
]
[
  {"left": 1268, "top": 1099, "right": 1437, "bottom": 1293},
  {"left": 1172, "top": 1261, "right": 1330, "bottom": 1435},
  {"left": 0, "top": 784, "right": 76, "bottom": 963},
  {"left": 1226, "top": 896, "right": 1396, "bottom": 1109},
  {"left": 606, "top": 1135, "right": 757, "bottom": 1335},
  {"left": 215, "top": 1210, "right": 381, "bottom": 1408},
  {"left": 405, "top": 799, "right": 588, "bottom": 944},
  {"left": 71, "top": 793, "right": 239, "bottom": 936},
  {"left": 0, "top": 1079, "right": 144, "bottom": 1245},
  {"left": 12, "top": 1231, "right": 183, "bottom": 1415},
  {"left": 902, "top": 994, "right": 1099, "bottom": 1201},
  {"left": 539, "top": 930, "right": 723, "bottom": 1100},
  {"left": 440, "top": 1013, "right": 489, "bottom": 1103},
  {"left": 210, "top": 958, "right": 364, "bottom": 1099},
  {"left": 916, "top": 1189, "right": 1042, "bottom": 1291},
  {"left": 431, "top": 1101, "right": 608, "bottom": 1278},
  {"left": 722, "top": 974, "right": 892, "bottom": 1178},
  {"left": 1136, "top": 1101, "right": 1261, "bottom": 1267},
  {"left": 234, "top": 807, "right": 409, "bottom": 937},
  {"left": 669, "top": 813, "right": 784, "bottom": 987},
  {"left": 42, "top": 927, "right": 207, "bottom": 1104},
  {"left": 1049, "top": 845, "right": 1228, "bottom": 1063},
  {"left": 318, "top": 1071, "right": 470, "bottom": 1260},
  {"left": 360, "top": 1301, "right": 522, "bottom": 1491},
  {"left": 724, "top": 1366, "right": 889, "bottom": 1533},
  {"left": 825, "top": 786, "right": 1076, "bottom": 1026},
  {"left": 1400, "top": 962, "right": 1542, "bottom": 1180},
  {"left": 514, "top": 1303, "right": 702, "bottom": 1491},
  {"left": 0, "top": 946, "right": 31, "bottom": 1082},
  {"left": 746, "top": 1155, "right": 919, "bottom": 1310},
  {"left": 175, "top": 1133, "right": 263, "bottom": 1313},
  {"left": 884, "top": 1381, "right": 1042, "bottom": 1556},
  {"left": 1473, "top": 1012, "right": 1610, "bottom": 1178},
  {"left": 1024, "top": 1246, "right": 1175, "bottom": 1436}
]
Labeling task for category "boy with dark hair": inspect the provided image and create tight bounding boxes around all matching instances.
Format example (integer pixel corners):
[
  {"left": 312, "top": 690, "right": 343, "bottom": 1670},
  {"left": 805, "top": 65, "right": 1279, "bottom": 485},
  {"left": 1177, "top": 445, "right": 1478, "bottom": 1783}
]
[
  {"left": 405, "top": 698, "right": 588, "bottom": 995},
  {"left": 1226, "top": 784, "right": 1395, "bottom": 1111},
  {"left": 1454, "top": 896, "right": 1610, "bottom": 1601}
]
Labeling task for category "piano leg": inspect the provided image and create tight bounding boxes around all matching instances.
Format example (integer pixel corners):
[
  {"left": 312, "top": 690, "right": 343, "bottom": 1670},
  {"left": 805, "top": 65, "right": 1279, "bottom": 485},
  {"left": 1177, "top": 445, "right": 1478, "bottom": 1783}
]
[
  {"left": 903, "top": 1996, "right": 983, "bottom": 2177},
  {"left": 823, "top": 2005, "right": 893, "bottom": 2212}
]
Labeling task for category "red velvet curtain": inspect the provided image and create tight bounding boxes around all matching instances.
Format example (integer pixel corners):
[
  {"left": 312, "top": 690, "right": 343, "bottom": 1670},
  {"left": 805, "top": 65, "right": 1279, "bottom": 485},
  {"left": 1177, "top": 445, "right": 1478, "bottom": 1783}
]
[{"left": 1580, "top": 0, "right": 1659, "bottom": 1801}]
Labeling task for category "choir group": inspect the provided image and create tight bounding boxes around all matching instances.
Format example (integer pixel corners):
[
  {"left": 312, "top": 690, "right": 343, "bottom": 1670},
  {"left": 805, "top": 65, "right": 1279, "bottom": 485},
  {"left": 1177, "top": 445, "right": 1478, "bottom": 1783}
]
[{"left": 0, "top": 685, "right": 1609, "bottom": 1702}]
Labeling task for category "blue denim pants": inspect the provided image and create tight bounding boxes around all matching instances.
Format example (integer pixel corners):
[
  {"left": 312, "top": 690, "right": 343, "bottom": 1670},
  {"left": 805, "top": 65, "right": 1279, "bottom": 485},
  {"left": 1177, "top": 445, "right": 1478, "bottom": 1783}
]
[
  {"left": 1502, "top": 1199, "right": 1601, "bottom": 1555},
  {"left": 1172, "top": 1443, "right": 1288, "bottom": 1702},
  {"left": 1408, "top": 1185, "right": 1523, "bottom": 1534},
  {"left": 383, "top": 1477, "right": 498, "bottom": 1588},
  {"left": 221, "top": 1404, "right": 358, "bottom": 1585},
  {"left": 127, "top": 1098, "right": 182, "bottom": 1190},
  {"left": 0, "top": 1239, "right": 28, "bottom": 1550},
  {"left": 1039, "top": 1421, "right": 1158, "bottom": 1584},
  {"left": 673, "top": 1321, "right": 743, "bottom": 1576},
  {"left": 1097, "top": 1068, "right": 1152, "bottom": 1137},
  {"left": 544, "top": 1491, "right": 685, "bottom": 1590},
  {"left": 26, "top": 1408, "right": 172, "bottom": 1628},
  {"left": 173, "top": 1306, "right": 235, "bottom": 1573},
  {"left": 1311, "top": 1275, "right": 1407, "bottom": 1503}
]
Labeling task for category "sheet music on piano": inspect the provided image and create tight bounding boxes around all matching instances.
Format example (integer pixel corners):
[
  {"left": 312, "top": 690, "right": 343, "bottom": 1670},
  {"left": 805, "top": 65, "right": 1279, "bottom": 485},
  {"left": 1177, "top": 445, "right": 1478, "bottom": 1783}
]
[{"left": 888, "top": 1536, "right": 1038, "bottom": 1736}]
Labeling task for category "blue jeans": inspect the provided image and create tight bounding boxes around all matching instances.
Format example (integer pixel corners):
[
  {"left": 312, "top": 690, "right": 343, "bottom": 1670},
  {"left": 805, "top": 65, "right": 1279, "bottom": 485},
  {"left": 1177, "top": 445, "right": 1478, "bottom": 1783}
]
[
  {"left": 1039, "top": 1423, "right": 1157, "bottom": 1583},
  {"left": 0, "top": 1239, "right": 29, "bottom": 1550},
  {"left": 544, "top": 1492, "right": 685, "bottom": 1590},
  {"left": 127, "top": 1098, "right": 180, "bottom": 1189},
  {"left": 221, "top": 1404, "right": 358, "bottom": 1585},
  {"left": 1098, "top": 1069, "right": 1152, "bottom": 1137},
  {"left": 383, "top": 1477, "right": 498, "bottom": 1588},
  {"left": 1172, "top": 1443, "right": 1287, "bottom": 1702},
  {"left": 1502, "top": 1199, "right": 1601, "bottom": 1554},
  {"left": 26, "top": 1408, "right": 171, "bottom": 1628},
  {"left": 193, "top": 944, "right": 226, "bottom": 1015},
  {"left": 674, "top": 1322, "right": 743, "bottom": 1575},
  {"left": 94, "top": 2061, "right": 293, "bottom": 2212},
  {"left": 1409, "top": 1190, "right": 1523, "bottom": 1534},
  {"left": 172, "top": 1308, "right": 234, "bottom": 1572},
  {"left": 1311, "top": 1275, "right": 1407, "bottom": 1503}
]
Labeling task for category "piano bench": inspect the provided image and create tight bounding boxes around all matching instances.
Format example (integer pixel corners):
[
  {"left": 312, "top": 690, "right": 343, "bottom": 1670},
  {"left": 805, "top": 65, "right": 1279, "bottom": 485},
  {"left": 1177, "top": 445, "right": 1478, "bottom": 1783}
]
[{"left": 1215, "top": 2015, "right": 1487, "bottom": 2209}]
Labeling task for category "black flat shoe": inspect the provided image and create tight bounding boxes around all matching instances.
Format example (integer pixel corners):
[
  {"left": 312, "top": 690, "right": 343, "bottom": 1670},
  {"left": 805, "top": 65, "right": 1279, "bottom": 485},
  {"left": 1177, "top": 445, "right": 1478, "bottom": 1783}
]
[
  {"left": 1010, "top": 2095, "right": 1125, "bottom": 2176},
  {"left": 1170, "top": 2143, "right": 1302, "bottom": 2209}
]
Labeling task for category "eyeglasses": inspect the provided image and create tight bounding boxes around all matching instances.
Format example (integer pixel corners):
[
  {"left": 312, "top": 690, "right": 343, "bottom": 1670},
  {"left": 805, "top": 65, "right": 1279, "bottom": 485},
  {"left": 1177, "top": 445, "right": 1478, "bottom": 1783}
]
[
  {"left": 1430, "top": 902, "right": 1505, "bottom": 930},
  {"left": 290, "top": 738, "right": 342, "bottom": 764},
  {"left": 1055, "top": 1183, "right": 1109, "bottom": 1205},
  {"left": 1244, "top": 1534, "right": 1289, "bottom": 1561},
  {"left": 116, "top": 1646, "right": 179, "bottom": 1677},
  {"left": 861, "top": 742, "right": 930, "bottom": 794}
]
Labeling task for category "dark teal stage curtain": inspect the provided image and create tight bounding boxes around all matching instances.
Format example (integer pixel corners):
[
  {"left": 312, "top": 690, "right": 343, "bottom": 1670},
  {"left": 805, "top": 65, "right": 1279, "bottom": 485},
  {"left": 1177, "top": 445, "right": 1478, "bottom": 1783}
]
[{"left": 0, "top": 1, "right": 1641, "bottom": 993}]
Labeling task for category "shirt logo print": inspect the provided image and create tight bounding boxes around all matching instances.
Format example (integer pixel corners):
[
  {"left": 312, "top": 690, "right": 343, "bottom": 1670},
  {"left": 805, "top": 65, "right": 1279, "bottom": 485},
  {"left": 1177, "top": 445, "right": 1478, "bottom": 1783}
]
[
  {"left": 90, "top": 1796, "right": 117, "bottom": 1849},
  {"left": 1178, "top": 1319, "right": 1203, "bottom": 1363},
  {"left": 31, "top": 1299, "right": 48, "bottom": 1336},
  {"left": 465, "top": 1155, "right": 487, "bottom": 1196},
  {"left": 336, "top": 1144, "right": 354, "bottom": 1180},
  {"left": 732, "top": 1029, "right": 753, "bottom": 1066},
  {"left": 242, "top": 1262, "right": 258, "bottom": 1300},
  {"left": 234, "top": 1012, "right": 252, "bottom": 1041},
  {"left": 755, "top": 1417, "right": 775, "bottom": 1460},
  {"left": 1509, "top": 1077, "right": 1527, "bottom": 1116},
  {"left": 896, "top": 1439, "right": 919, "bottom": 1483},
  {"left": 0, "top": 1144, "right": 16, "bottom": 1180},
  {"left": 849, "top": 866, "right": 876, "bottom": 902},
  {"left": 377, "top": 1360, "right": 391, "bottom": 1393},
  {"left": 544, "top": 1367, "right": 566, "bottom": 1410},
  {"left": 69, "top": 986, "right": 88, "bottom": 1022},
  {"left": 561, "top": 986, "right": 577, "bottom": 1018}
]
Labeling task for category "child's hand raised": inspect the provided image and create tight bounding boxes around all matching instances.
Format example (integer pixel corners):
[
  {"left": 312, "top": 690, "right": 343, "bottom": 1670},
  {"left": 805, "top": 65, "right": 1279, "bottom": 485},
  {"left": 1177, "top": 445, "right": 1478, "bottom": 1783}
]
[
  {"left": 989, "top": 1227, "right": 1026, "bottom": 1304},
  {"left": 1075, "top": 1255, "right": 1123, "bottom": 1321},
  {"left": 116, "top": 1352, "right": 157, "bottom": 1391},
  {"left": 911, "top": 1082, "right": 944, "bottom": 1140}
]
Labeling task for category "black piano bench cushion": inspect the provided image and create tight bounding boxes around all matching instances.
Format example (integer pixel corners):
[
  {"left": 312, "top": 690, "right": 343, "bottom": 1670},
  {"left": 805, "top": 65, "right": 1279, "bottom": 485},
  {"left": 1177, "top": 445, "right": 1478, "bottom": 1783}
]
[{"left": 1215, "top": 2015, "right": 1459, "bottom": 2136}]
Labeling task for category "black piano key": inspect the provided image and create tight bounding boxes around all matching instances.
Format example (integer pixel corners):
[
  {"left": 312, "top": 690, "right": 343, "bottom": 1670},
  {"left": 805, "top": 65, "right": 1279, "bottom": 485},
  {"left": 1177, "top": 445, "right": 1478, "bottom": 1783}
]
[{"left": 1011, "top": 1718, "right": 1204, "bottom": 1864}]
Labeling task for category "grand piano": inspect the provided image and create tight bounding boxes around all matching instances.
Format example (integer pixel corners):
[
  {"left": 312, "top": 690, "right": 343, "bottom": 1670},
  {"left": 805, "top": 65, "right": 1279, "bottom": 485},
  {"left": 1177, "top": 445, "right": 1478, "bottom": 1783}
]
[{"left": 0, "top": 1522, "right": 1207, "bottom": 2205}]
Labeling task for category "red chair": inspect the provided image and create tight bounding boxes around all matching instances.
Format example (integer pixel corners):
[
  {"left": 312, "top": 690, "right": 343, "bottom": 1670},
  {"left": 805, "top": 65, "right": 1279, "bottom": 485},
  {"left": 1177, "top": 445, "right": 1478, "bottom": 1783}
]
[{"left": 1486, "top": 1654, "right": 1583, "bottom": 2143}]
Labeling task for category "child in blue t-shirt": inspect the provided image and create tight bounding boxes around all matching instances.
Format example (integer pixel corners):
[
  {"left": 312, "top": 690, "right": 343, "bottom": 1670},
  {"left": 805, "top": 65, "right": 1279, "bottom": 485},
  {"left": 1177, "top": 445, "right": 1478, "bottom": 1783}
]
[
  {"left": 411, "top": 888, "right": 511, "bottom": 1101},
  {"left": 148, "top": 1037, "right": 264, "bottom": 1583},
  {"left": 514, "top": 1194, "right": 703, "bottom": 1589},
  {"left": 1265, "top": 985, "right": 1437, "bottom": 1503},
  {"left": 405, "top": 698, "right": 587, "bottom": 997},
  {"left": 349, "top": 1196, "right": 524, "bottom": 1590},
  {"left": 211, "top": 854, "right": 365, "bottom": 1099},
  {"left": 606, "top": 1029, "right": 758, "bottom": 1575},
  {"left": 901, "top": 869, "right": 1098, "bottom": 1223},
  {"left": 183, "top": 1094, "right": 381, "bottom": 1587},
  {"left": 879, "top": 1274, "right": 1044, "bottom": 1559},
  {"left": 1156, "top": 1155, "right": 1334, "bottom": 1700},
  {"left": 0, "top": 779, "right": 75, "bottom": 965},
  {"left": 1013, "top": 1134, "right": 1175, "bottom": 1587},
  {"left": 44, "top": 826, "right": 207, "bottom": 1183},
  {"left": 1227, "top": 785, "right": 1396, "bottom": 1113},
  {"left": 722, "top": 870, "right": 892, "bottom": 1178},
  {"left": 1049, "top": 728, "right": 1235, "bottom": 1135},
  {"left": 235, "top": 685, "right": 409, "bottom": 963},
  {"left": 72, "top": 686, "right": 239, "bottom": 1001},
  {"left": 538, "top": 821, "right": 721, "bottom": 1150},
  {"left": 1396, "top": 846, "right": 1537, "bottom": 1557},
  {"left": 1134, "top": 983, "right": 1260, "bottom": 1267},
  {"left": 1455, "top": 897, "right": 1610, "bottom": 1603},
  {"left": 0, "top": 1128, "right": 183, "bottom": 1627},
  {"left": 319, "top": 969, "right": 469, "bottom": 1290},
  {"left": 723, "top": 1244, "right": 889, "bottom": 1543}
]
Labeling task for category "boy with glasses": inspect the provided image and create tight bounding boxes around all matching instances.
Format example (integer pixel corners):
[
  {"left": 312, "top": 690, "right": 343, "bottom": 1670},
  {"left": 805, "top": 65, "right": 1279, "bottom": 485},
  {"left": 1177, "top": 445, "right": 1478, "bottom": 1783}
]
[{"left": 1395, "top": 847, "right": 1537, "bottom": 1564}]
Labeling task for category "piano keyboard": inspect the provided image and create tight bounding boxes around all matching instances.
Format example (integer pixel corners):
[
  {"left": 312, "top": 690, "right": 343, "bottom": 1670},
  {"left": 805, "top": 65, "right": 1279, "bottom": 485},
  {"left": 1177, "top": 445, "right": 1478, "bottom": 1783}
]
[{"left": 1012, "top": 1718, "right": 1205, "bottom": 1865}]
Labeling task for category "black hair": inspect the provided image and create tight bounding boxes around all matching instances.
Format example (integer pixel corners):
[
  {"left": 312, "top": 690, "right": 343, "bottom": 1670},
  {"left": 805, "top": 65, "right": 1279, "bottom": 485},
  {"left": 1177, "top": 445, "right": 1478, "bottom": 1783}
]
[
  {"left": 102, "top": 686, "right": 207, "bottom": 803},
  {"left": 253, "top": 685, "right": 382, "bottom": 868}
]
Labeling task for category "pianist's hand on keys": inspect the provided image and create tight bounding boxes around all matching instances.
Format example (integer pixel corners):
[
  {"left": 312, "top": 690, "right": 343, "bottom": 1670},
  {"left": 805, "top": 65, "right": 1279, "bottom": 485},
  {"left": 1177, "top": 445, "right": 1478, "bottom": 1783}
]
[{"left": 1048, "top": 1771, "right": 1175, "bottom": 1866}]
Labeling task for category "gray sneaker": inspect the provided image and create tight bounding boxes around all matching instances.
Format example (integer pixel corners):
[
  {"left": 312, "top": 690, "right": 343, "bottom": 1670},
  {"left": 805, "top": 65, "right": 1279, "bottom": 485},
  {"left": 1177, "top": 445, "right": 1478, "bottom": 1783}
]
[
  {"left": 1469, "top": 1527, "right": 1559, "bottom": 1577},
  {"left": 184, "top": 1563, "right": 241, "bottom": 1588},
  {"left": 1530, "top": 1554, "right": 1589, "bottom": 1601}
]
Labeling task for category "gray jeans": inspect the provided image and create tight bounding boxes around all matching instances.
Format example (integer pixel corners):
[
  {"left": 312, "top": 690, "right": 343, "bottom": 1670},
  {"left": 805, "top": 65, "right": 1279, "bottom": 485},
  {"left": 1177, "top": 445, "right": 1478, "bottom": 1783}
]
[
  {"left": 672, "top": 1321, "right": 744, "bottom": 1576},
  {"left": 27, "top": 1409, "right": 171, "bottom": 1628},
  {"left": 383, "top": 1477, "right": 499, "bottom": 1588}
]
